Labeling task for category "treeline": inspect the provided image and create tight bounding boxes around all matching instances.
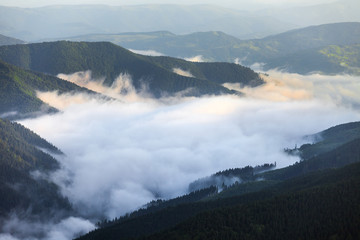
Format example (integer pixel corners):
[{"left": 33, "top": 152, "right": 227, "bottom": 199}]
[
  {"left": 145, "top": 163, "right": 360, "bottom": 240},
  {"left": 285, "top": 121, "right": 360, "bottom": 160},
  {"left": 189, "top": 163, "right": 276, "bottom": 192},
  {"left": 268, "top": 137, "right": 360, "bottom": 181}
]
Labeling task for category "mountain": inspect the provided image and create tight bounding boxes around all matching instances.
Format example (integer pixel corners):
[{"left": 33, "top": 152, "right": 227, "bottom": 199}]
[
  {"left": 63, "top": 22, "right": 360, "bottom": 75},
  {"left": 61, "top": 31, "right": 242, "bottom": 62},
  {"left": 0, "top": 60, "right": 93, "bottom": 119},
  {"left": 0, "top": 117, "right": 72, "bottom": 220},
  {"left": 239, "top": 22, "right": 360, "bottom": 63},
  {"left": 262, "top": 43, "right": 360, "bottom": 74},
  {"left": 143, "top": 162, "right": 360, "bottom": 240},
  {"left": 0, "top": 34, "right": 24, "bottom": 46},
  {"left": 0, "top": 4, "right": 294, "bottom": 42},
  {"left": 0, "top": 41, "right": 264, "bottom": 97},
  {"left": 77, "top": 121, "right": 360, "bottom": 240},
  {"left": 286, "top": 121, "right": 360, "bottom": 160}
]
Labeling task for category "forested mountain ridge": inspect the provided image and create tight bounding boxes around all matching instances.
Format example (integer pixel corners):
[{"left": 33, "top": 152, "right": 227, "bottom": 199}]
[
  {"left": 0, "top": 41, "right": 263, "bottom": 96},
  {"left": 66, "top": 22, "right": 360, "bottom": 75},
  {"left": 0, "top": 118, "right": 72, "bottom": 219},
  {"left": 0, "top": 60, "right": 93, "bottom": 119},
  {"left": 0, "top": 4, "right": 294, "bottom": 41},
  {"left": 262, "top": 43, "right": 360, "bottom": 74},
  {"left": 286, "top": 121, "right": 360, "bottom": 160},
  {"left": 143, "top": 162, "right": 360, "bottom": 240}
]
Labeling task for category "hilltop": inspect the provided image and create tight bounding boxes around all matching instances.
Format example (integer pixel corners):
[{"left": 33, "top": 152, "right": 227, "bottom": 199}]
[{"left": 0, "top": 41, "right": 263, "bottom": 97}]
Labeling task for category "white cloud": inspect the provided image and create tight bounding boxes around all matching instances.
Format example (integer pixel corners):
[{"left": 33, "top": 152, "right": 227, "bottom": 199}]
[
  {"left": 184, "top": 55, "right": 205, "bottom": 62},
  {"left": 129, "top": 49, "right": 164, "bottom": 57},
  {"left": 0, "top": 215, "right": 94, "bottom": 240},
  {"left": 172, "top": 68, "right": 194, "bottom": 78},
  {"left": 19, "top": 72, "right": 360, "bottom": 222}
]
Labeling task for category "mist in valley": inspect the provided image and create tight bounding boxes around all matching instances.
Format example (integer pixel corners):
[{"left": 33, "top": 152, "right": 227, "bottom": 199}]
[
  {"left": 0, "top": 0, "right": 360, "bottom": 239},
  {"left": 0, "top": 69, "right": 355, "bottom": 240}
]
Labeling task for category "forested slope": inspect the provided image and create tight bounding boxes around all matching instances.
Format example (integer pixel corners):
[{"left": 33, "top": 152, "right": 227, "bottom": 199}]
[
  {"left": 0, "top": 41, "right": 263, "bottom": 96},
  {"left": 0, "top": 60, "right": 93, "bottom": 119},
  {"left": 0, "top": 118, "right": 71, "bottom": 219}
]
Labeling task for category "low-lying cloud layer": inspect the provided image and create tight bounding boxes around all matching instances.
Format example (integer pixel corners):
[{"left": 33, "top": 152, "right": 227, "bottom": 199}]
[
  {"left": 8, "top": 70, "right": 360, "bottom": 240},
  {"left": 225, "top": 71, "right": 360, "bottom": 106},
  {"left": 22, "top": 71, "right": 360, "bottom": 218}
]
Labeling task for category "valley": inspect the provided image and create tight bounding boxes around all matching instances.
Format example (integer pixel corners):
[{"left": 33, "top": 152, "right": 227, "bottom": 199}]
[{"left": 0, "top": 1, "right": 359, "bottom": 240}]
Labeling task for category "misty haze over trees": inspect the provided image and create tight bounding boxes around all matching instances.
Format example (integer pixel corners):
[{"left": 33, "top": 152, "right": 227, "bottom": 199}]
[{"left": 0, "top": 0, "right": 360, "bottom": 240}]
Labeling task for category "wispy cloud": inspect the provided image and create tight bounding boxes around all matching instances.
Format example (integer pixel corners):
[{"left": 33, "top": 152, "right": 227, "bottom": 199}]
[
  {"left": 172, "top": 68, "right": 194, "bottom": 78},
  {"left": 129, "top": 49, "right": 164, "bottom": 56},
  {"left": 184, "top": 55, "right": 205, "bottom": 62}
]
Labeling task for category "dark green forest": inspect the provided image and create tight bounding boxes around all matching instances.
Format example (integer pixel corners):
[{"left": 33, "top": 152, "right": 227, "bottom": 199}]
[
  {"left": 0, "top": 118, "right": 72, "bottom": 219},
  {"left": 0, "top": 41, "right": 263, "bottom": 97},
  {"left": 0, "top": 60, "right": 95, "bottom": 119},
  {"left": 145, "top": 163, "right": 360, "bottom": 240}
]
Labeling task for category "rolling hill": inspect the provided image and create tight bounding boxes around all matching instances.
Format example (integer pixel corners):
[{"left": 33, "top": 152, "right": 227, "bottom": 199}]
[
  {"left": 65, "top": 22, "right": 360, "bottom": 75},
  {"left": 0, "top": 41, "right": 263, "bottom": 97},
  {"left": 262, "top": 43, "right": 360, "bottom": 74}
]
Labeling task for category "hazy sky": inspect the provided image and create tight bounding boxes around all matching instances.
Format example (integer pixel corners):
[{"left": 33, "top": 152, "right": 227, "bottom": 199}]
[{"left": 0, "top": 0, "right": 338, "bottom": 9}]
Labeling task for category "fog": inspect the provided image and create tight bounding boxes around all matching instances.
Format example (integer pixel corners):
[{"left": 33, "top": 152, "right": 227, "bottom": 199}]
[
  {"left": 0, "top": 216, "right": 94, "bottom": 240},
  {"left": 17, "top": 71, "right": 359, "bottom": 221},
  {"left": 1, "top": 70, "right": 356, "bottom": 240}
]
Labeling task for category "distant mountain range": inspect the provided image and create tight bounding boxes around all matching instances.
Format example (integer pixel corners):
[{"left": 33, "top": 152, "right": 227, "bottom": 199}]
[
  {"left": 1, "top": 1, "right": 359, "bottom": 42},
  {"left": 0, "top": 41, "right": 263, "bottom": 103},
  {"left": 0, "top": 4, "right": 294, "bottom": 41},
  {"left": 63, "top": 22, "right": 360, "bottom": 75}
]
